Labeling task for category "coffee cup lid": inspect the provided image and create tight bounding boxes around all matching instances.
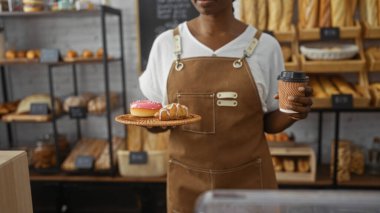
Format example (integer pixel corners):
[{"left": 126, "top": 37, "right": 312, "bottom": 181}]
[{"left": 278, "top": 71, "right": 309, "bottom": 82}]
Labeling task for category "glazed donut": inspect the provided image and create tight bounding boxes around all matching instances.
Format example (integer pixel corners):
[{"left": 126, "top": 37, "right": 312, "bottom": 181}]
[
  {"left": 130, "top": 100, "right": 162, "bottom": 117},
  {"left": 155, "top": 103, "right": 189, "bottom": 121}
]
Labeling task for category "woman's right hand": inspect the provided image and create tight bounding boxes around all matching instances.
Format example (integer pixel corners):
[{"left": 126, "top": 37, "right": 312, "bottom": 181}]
[{"left": 145, "top": 126, "right": 174, "bottom": 133}]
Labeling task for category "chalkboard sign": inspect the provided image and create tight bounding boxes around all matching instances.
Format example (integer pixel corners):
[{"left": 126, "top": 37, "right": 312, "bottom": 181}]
[
  {"left": 332, "top": 94, "right": 353, "bottom": 109},
  {"left": 69, "top": 107, "right": 87, "bottom": 119},
  {"left": 30, "top": 103, "right": 49, "bottom": 115},
  {"left": 137, "top": 0, "right": 198, "bottom": 72},
  {"left": 129, "top": 151, "right": 148, "bottom": 164},
  {"left": 75, "top": 156, "right": 95, "bottom": 170},
  {"left": 320, "top": 27, "right": 340, "bottom": 40}
]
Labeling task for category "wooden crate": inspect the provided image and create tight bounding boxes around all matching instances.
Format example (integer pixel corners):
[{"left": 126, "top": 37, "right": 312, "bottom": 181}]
[
  {"left": 285, "top": 55, "right": 299, "bottom": 71},
  {"left": 362, "top": 21, "right": 380, "bottom": 39},
  {"left": 270, "top": 144, "right": 316, "bottom": 183},
  {"left": 299, "top": 21, "right": 361, "bottom": 41},
  {"left": 366, "top": 52, "right": 380, "bottom": 72},
  {"left": 0, "top": 151, "right": 33, "bottom": 213},
  {"left": 273, "top": 25, "right": 297, "bottom": 42}
]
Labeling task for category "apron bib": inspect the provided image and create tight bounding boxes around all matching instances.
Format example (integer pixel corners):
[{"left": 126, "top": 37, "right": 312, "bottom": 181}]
[{"left": 166, "top": 27, "right": 277, "bottom": 213}]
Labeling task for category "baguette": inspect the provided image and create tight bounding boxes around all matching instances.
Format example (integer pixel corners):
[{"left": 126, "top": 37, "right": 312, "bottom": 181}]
[
  {"left": 319, "top": 77, "right": 340, "bottom": 96},
  {"left": 331, "top": 0, "right": 347, "bottom": 27},
  {"left": 279, "top": 0, "right": 294, "bottom": 32},
  {"left": 319, "top": 0, "right": 332, "bottom": 27},
  {"left": 240, "top": 0, "right": 257, "bottom": 27},
  {"left": 330, "top": 76, "right": 360, "bottom": 98},
  {"left": 257, "top": 0, "right": 267, "bottom": 30},
  {"left": 305, "top": 0, "right": 319, "bottom": 29},
  {"left": 345, "top": 0, "right": 356, "bottom": 26},
  {"left": 366, "top": 0, "right": 378, "bottom": 27},
  {"left": 310, "top": 77, "right": 328, "bottom": 98},
  {"left": 267, "top": 0, "right": 282, "bottom": 31},
  {"left": 298, "top": 0, "right": 307, "bottom": 28},
  {"left": 360, "top": 0, "right": 367, "bottom": 22}
]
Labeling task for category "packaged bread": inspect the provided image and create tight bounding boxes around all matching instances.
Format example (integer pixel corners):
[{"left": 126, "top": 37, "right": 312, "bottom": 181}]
[
  {"left": 283, "top": 158, "right": 296, "bottom": 172},
  {"left": 279, "top": 0, "right": 294, "bottom": 32},
  {"left": 330, "top": 77, "right": 360, "bottom": 98},
  {"left": 272, "top": 156, "right": 283, "bottom": 172},
  {"left": 257, "top": 0, "right": 267, "bottom": 30},
  {"left": 297, "top": 158, "right": 311, "bottom": 173},
  {"left": 95, "top": 136, "right": 125, "bottom": 170},
  {"left": 87, "top": 92, "right": 119, "bottom": 114},
  {"left": 240, "top": 0, "right": 257, "bottom": 27},
  {"left": 299, "top": 0, "right": 318, "bottom": 29},
  {"left": 63, "top": 93, "right": 95, "bottom": 112},
  {"left": 350, "top": 145, "right": 365, "bottom": 175},
  {"left": 331, "top": 140, "right": 351, "bottom": 182},
  {"left": 310, "top": 77, "right": 328, "bottom": 98},
  {"left": 319, "top": 77, "right": 340, "bottom": 96},
  {"left": 16, "top": 94, "right": 62, "bottom": 115},
  {"left": 319, "top": 0, "right": 332, "bottom": 27},
  {"left": 267, "top": 0, "right": 282, "bottom": 31},
  {"left": 366, "top": 0, "right": 378, "bottom": 27},
  {"left": 331, "top": 0, "right": 347, "bottom": 27}
]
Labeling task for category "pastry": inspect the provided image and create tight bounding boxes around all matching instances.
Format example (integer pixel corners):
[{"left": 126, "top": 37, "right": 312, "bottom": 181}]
[
  {"left": 96, "top": 48, "right": 104, "bottom": 58},
  {"left": 272, "top": 157, "right": 283, "bottom": 172},
  {"left": 16, "top": 50, "right": 26, "bottom": 58},
  {"left": 283, "top": 158, "right": 296, "bottom": 172},
  {"left": 88, "top": 92, "right": 119, "bottom": 115},
  {"left": 319, "top": 77, "right": 340, "bottom": 96},
  {"left": 63, "top": 93, "right": 95, "bottom": 112},
  {"left": 330, "top": 76, "right": 360, "bottom": 98},
  {"left": 26, "top": 50, "right": 38, "bottom": 59},
  {"left": 130, "top": 100, "right": 162, "bottom": 117},
  {"left": 155, "top": 103, "right": 189, "bottom": 121},
  {"left": 310, "top": 77, "right": 328, "bottom": 98},
  {"left": 0, "top": 100, "right": 19, "bottom": 115},
  {"left": 257, "top": 0, "right": 267, "bottom": 30},
  {"left": 297, "top": 158, "right": 311, "bottom": 173},
  {"left": 366, "top": 0, "right": 378, "bottom": 27},
  {"left": 267, "top": 0, "right": 282, "bottom": 31},
  {"left": 319, "top": 0, "right": 332, "bottom": 27},
  {"left": 281, "top": 46, "right": 292, "bottom": 62},
  {"left": 5, "top": 50, "right": 16, "bottom": 60},
  {"left": 331, "top": 0, "right": 347, "bottom": 27},
  {"left": 16, "top": 94, "right": 62, "bottom": 115},
  {"left": 82, "top": 49, "right": 94, "bottom": 59},
  {"left": 279, "top": 0, "right": 294, "bottom": 32},
  {"left": 66, "top": 50, "right": 78, "bottom": 59}
]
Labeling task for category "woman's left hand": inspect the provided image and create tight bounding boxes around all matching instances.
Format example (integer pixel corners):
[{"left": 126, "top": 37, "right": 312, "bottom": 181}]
[{"left": 285, "top": 86, "right": 313, "bottom": 120}]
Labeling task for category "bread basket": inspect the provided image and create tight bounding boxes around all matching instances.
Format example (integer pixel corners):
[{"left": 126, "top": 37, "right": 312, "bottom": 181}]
[{"left": 300, "top": 43, "right": 359, "bottom": 60}]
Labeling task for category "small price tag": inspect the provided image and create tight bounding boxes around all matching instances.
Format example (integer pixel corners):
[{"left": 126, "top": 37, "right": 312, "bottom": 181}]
[
  {"left": 69, "top": 107, "right": 87, "bottom": 119},
  {"left": 40, "top": 49, "right": 60, "bottom": 63},
  {"left": 332, "top": 94, "right": 353, "bottom": 109},
  {"left": 129, "top": 152, "right": 148, "bottom": 164},
  {"left": 30, "top": 103, "right": 49, "bottom": 115},
  {"left": 320, "top": 27, "right": 340, "bottom": 40},
  {"left": 75, "top": 156, "right": 94, "bottom": 170}
]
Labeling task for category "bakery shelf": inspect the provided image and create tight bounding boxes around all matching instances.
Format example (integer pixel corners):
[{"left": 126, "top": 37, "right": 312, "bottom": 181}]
[
  {"left": 366, "top": 52, "right": 380, "bottom": 72},
  {"left": 298, "top": 21, "right": 361, "bottom": 41},
  {"left": 1, "top": 113, "right": 65, "bottom": 123},
  {"left": 300, "top": 54, "right": 365, "bottom": 73},
  {"left": 0, "top": 58, "right": 121, "bottom": 66},
  {"left": 285, "top": 55, "right": 299, "bottom": 71},
  {"left": 362, "top": 21, "right": 380, "bottom": 39},
  {"left": 273, "top": 25, "right": 297, "bottom": 42},
  {"left": 338, "top": 173, "right": 380, "bottom": 188},
  {"left": 277, "top": 165, "right": 332, "bottom": 187}
]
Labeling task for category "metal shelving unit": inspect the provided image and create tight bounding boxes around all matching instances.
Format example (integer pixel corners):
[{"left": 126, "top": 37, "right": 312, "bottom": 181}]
[{"left": 0, "top": 6, "right": 127, "bottom": 175}]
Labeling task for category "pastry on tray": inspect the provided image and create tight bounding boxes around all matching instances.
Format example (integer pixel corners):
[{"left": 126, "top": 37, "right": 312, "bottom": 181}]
[
  {"left": 155, "top": 103, "right": 189, "bottom": 121},
  {"left": 130, "top": 100, "right": 162, "bottom": 117}
]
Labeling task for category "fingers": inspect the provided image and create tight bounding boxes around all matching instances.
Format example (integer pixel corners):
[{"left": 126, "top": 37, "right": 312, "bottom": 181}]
[
  {"left": 273, "top": 94, "right": 279, "bottom": 100},
  {"left": 286, "top": 104, "right": 311, "bottom": 114},
  {"left": 298, "top": 86, "right": 313, "bottom": 97},
  {"left": 288, "top": 96, "right": 313, "bottom": 106}
]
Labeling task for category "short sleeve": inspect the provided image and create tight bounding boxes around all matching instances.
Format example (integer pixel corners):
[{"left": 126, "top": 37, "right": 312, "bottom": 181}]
[{"left": 265, "top": 40, "right": 285, "bottom": 113}]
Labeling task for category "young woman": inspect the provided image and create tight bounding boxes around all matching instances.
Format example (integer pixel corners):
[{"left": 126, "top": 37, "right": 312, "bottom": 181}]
[{"left": 139, "top": 0, "right": 313, "bottom": 212}]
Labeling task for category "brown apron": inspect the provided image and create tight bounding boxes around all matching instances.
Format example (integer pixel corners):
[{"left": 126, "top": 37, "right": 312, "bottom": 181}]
[{"left": 166, "top": 27, "right": 277, "bottom": 213}]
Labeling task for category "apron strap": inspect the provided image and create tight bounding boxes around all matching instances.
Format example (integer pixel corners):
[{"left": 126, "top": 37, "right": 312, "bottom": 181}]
[
  {"left": 233, "top": 29, "right": 262, "bottom": 69},
  {"left": 173, "top": 26, "right": 184, "bottom": 71}
]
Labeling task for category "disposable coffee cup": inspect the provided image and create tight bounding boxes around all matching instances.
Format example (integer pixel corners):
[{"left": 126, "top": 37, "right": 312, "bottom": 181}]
[{"left": 277, "top": 71, "right": 309, "bottom": 114}]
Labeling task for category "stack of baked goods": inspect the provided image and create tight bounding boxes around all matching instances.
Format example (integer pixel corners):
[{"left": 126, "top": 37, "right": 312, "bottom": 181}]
[
  {"left": 87, "top": 92, "right": 119, "bottom": 115},
  {"left": 299, "top": 0, "right": 357, "bottom": 29},
  {"left": 5, "top": 49, "right": 40, "bottom": 61},
  {"left": 64, "top": 48, "right": 104, "bottom": 62},
  {"left": 0, "top": 101, "right": 19, "bottom": 117},
  {"left": 310, "top": 76, "right": 365, "bottom": 99},
  {"left": 130, "top": 100, "right": 189, "bottom": 121},
  {"left": 265, "top": 132, "right": 294, "bottom": 143},
  {"left": 23, "top": 0, "right": 44, "bottom": 12},
  {"left": 370, "top": 83, "right": 380, "bottom": 107},
  {"left": 272, "top": 156, "right": 311, "bottom": 173},
  {"left": 360, "top": 0, "right": 380, "bottom": 27},
  {"left": 239, "top": 0, "right": 294, "bottom": 32},
  {"left": 63, "top": 93, "right": 95, "bottom": 112}
]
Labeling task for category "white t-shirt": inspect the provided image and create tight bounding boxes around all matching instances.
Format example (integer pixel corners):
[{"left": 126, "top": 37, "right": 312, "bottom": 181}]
[{"left": 139, "top": 22, "right": 285, "bottom": 113}]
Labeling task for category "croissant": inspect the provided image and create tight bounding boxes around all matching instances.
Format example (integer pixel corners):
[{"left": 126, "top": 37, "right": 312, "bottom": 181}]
[{"left": 155, "top": 103, "right": 189, "bottom": 121}]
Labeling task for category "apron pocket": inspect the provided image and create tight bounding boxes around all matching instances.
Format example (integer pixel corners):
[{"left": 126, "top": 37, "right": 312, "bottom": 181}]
[
  {"left": 211, "top": 158, "right": 263, "bottom": 189},
  {"left": 177, "top": 92, "right": 215, "bottom": 134}
]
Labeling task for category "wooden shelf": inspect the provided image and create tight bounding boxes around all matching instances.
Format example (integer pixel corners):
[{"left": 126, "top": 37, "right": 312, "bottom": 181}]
[
  {"left": 362, "top": 21, "right": 380, "bottom": 39},
  {"left": 0, "top": 58, "right": 120, "bottom": 66},
  {"left": 285, "top": 55, "right": 299, "bottom": 71},
  {"left": 300, "top": 54, "right": 365, "bottom": 73},
  {"left": 278, "top": 165, "right": 332, "bottom": 186},
  {"left": 338, "top": 173, "right": 380, "bottom": 187},
  {"left": 298, "top": 21, "right": 361, "bottom": 41},
  {"left": 366, "top": 52, "right": 380, "bottom": 72},
  {"left": 30, "top": 173, "right": 167, "bottom": 183},
  {"left": 273, "top": 25, "right": 297, "bottom": 42}
]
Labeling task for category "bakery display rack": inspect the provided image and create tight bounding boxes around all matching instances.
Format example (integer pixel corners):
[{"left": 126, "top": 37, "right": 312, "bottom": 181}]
[{"left": 0, "top": 6, "right": 127, "bottom": 176}]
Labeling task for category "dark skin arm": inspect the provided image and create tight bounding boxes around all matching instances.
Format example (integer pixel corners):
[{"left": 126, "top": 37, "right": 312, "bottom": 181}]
[{"left": 264, "top": 86, "right": 313, "bottom": 133}]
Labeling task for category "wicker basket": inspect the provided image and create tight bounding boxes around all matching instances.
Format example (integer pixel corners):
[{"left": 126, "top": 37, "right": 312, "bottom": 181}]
[{"left": 300, "top": 43, "right": 358, "bottom": 60}]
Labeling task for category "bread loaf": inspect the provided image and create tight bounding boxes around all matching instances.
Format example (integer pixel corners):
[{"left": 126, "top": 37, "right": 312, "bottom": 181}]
[
  {"left": 366, "top": 0, "right": 378, "bottom": 27},
  {"left": 298, "top": 0, "right": 307, "bottom": 28},
  {"left": 297, "top": 158, "right": 311, "bottom": 173},
  {"left": 240, "top": 0, "right": 257, "bottom": 27},
  {"left": 279, "top": 0, "right": 294, "bottom": 32},
  {"left": 16, "top": 94, "right": 62, "bottom": 115},
  {"left": 360, "top": 0, "right": 367, "bottom": 21},
  {"left": 331, "top": 0, "right": 347, "bottom": 27},
  {"left": 319, "top": 0, "right": 332, "bottom": 27},
  {"left": 87, "top": 92, "right": 119, "bottom": 114},
  {"left": 310, "top": 77, "right": 328, "bottom": 98},
  {"left": 330, "top": 77, "right": 360, "bottom": 98},
  {"left": 304, "top": 0, "right": 319, "bottom": 29},
  {"left": 272, "top": 157, "right": 283, "bottom": 172},
  {"left": 350, "top": 145, "right": 365, "bottom": 175},
  {"left": 283, "top": 158, "right": 296, "bottom": 172},
  {"left": 319, "top": 77, "right": 340, "bottom": 96},
  {"left": 64, "top": 93, "right": 95, "bottom": 112},
  {"left": 331, "top": 140, "right": 351, "bottom": 182},
  {"left": 267, "top": 0, "right": 282, "bottom": 31},
  {"left": 345, "top": 0, "right": 355, "bottom": 26},
  {"left": 257, "top": 0, "right": 267, "bottom": 30}
]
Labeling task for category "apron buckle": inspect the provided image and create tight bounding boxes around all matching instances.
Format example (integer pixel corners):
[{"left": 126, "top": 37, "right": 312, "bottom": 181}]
[
  {"left": 175, "top": 61, "right": 184, "bottom": 71},
  {"left": 233, "top": 59, "right": 243, "bottom": 69}
]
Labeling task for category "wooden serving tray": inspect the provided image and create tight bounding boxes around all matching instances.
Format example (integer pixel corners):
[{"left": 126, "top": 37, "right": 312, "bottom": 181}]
[
  {"left": 2, "top": 113, "right": 52, "bottom": 122},
  {"left": 115, "top": 114, "right": 201, "bottom": 127}
]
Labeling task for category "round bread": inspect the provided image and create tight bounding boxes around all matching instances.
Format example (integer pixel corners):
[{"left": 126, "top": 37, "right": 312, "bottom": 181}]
[
  {"left": 17, "top": 51, "right": 26, "bottom": 58},
  {"left": 66, "top": 50, "right": 78, "bottom": 59},
  {"left": 26, "top": 50, "right": 38, "bottom": 59},
  {"left": 5, "top": 50, "right": 16, "bottom": 60},
  {"left": 82, "top": 49, "right": 94, "bottom": 59},
  {"left": 130, "top": 100, "right": 162, "bottom": 117},
  {"left": 96, "top": 48, "right": 104, "bottom": 58}
]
